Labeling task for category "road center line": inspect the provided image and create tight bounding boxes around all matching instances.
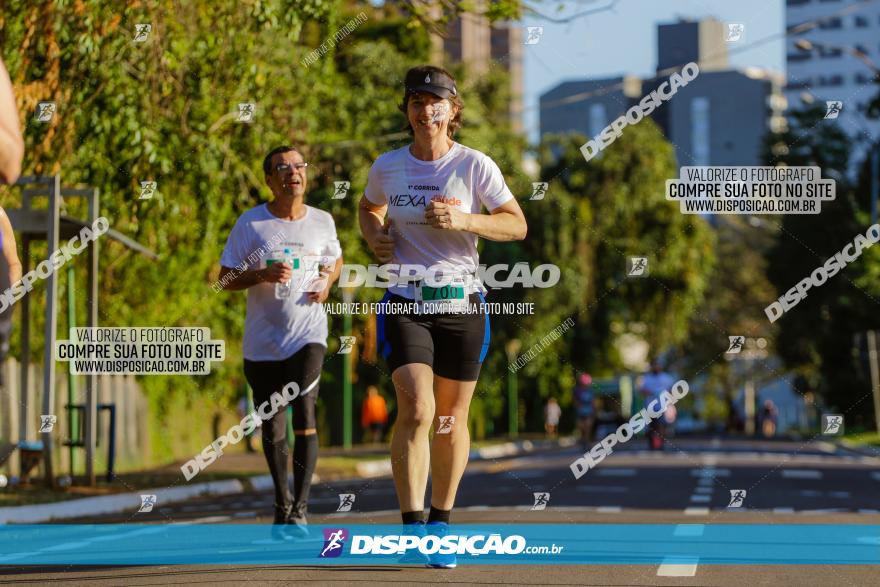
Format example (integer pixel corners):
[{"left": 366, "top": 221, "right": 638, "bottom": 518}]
[{"left": 782, "top": 470, "right": 822, "bottom": 479}]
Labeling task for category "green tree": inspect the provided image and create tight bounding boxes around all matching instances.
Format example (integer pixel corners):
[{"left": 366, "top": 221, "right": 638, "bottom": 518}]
[{"left": 762, "top": 106, "right": 880, "bottom": 427}]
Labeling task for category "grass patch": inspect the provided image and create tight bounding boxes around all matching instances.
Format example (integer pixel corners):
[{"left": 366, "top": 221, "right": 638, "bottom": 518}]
[{"left": 844, "top": 431, "right": 880, "bottom": 447}]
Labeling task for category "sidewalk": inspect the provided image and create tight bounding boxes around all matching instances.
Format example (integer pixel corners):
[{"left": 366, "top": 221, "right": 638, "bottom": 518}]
[{"left": 0, "top": 437, "right": 569, "bottom": 524}]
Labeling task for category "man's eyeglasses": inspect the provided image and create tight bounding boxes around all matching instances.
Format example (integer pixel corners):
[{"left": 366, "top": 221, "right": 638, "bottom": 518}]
[{"left": 275, "top": 162, "right": 308, "bottom": 173}]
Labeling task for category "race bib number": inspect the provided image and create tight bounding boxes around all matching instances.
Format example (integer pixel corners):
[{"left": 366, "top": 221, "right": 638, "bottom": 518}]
[{"left": 415, "top": 280, "right": 469, "bottom": 313}]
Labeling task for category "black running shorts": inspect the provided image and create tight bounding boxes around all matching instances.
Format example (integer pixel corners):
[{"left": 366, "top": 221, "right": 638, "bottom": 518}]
[
  {"left": 243, "top": 343, "right": 325, "bottom": 430},
  {"left": 376, "top": 291, "right": 490, "bottom": 382}
]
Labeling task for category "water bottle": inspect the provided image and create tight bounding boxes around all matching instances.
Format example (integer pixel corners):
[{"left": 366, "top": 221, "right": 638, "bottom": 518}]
[{"left": 274, "top": 248, "right": 294, "bottom": 299}]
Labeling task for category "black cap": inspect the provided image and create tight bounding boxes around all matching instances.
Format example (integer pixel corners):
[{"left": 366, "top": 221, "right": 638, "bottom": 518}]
[{"left": 404, "top": 66, "right": 457, "bottom": 99}]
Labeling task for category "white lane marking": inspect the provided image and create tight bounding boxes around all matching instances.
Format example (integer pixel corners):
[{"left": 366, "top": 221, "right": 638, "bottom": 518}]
[
  {"left": 233, "top": 511, "right": 257, "bottom": 518},
  {"left": 689, "top": 495, "right": 711, "bottom": 503},
  {"left": 710, "top": 438, "right": 721, "bottom": 448},
  {"left": 799, "top": 489, "right": 821, "bottom": 497},
  {"left": 871, "top": 472, "right": 880, "bottom": 481},
  {"left": 781, "top": 470, "right": 822, "bottom": 479},
  {"left": 596, "top": 468, "right": 637, "bottom": 477},
  {"left": 467, "top": 505, "right": 490, "bottom": 511},
  {"left": 673, "top": 524, "right": 705, "bottom": 537},
  {"left": 800, "top": 509, "right": 847, "bottom": 514},
  {"left": 172, "top": 515, "right": 231, "bottom": 524},
  {"left": 697, "top": 477, "right": 714, "bottom": 487},
  {"left": 684, "top": 507, "right": 710, "bottom": 515},
  {"left": 695, "top": 487, "right": 713, "bottom": 494},
  {"left": 773, "top": 507, "right": 795, "bottom": 514},
  {"left": 657, "top": 557, "right": 699, "bottom": 577},
  {"left": 829, "top": 491, "right": 851, "bottom": 498},
  {"left": 858, "top": 509, "right": 880, "bottom": 514},
  {"left": 596, "top": 506, "right": 622, "bottom": 513},
  {"left": 691, "top": 469, "right": 730, "bottom": 477}
]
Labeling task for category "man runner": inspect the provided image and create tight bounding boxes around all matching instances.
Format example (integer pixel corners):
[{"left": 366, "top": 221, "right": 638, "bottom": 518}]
[
  {"left": 219, "top": 145, "right": 342, "bottom": 536},
  {"left": 359, "top": 65, "right": 527, "bottom": 568}
]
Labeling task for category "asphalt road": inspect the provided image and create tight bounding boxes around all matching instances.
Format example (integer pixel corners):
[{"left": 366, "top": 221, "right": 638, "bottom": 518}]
[{"left": 2, "top": 436, "right": 879, "bottom": 585}]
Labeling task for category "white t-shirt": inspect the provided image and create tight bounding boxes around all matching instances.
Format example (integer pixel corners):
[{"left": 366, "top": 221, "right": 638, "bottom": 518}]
[
  {"left": 220, "top": 204, "right": 342, "bottom": 361},
  {"left": 364, "top": 142, "right": 515, "bottom": 297}
]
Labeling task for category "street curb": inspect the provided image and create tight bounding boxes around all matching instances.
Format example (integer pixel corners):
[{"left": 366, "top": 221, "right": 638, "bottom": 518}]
[
  {"left": 0, "top": 479, "right": 245, "bottom": 524},
  {"left": 1, "top": 439, "right": 562, "bottom": 523},
  {"left": 354, "top": 438, "right": 572, "bottom": 478}
]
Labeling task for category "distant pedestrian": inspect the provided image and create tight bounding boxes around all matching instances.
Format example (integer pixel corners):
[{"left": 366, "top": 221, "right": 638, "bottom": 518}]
[
  {"left": 760, "top": 399, "right": 778, "bottom": 438},
  {"left": 361, "top": 385, "right": 389, "bottom": 444},
  {"left": 544, "top": 397, "right": 561, "bottom": 438},
  {"left": 573, "top": 373, "right": 596, "bottom": 450}
]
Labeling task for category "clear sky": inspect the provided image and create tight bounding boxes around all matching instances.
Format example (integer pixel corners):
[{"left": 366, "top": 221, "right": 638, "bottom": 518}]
[{"left": 520, "top": 0, "right": 785, "bottom": 142}]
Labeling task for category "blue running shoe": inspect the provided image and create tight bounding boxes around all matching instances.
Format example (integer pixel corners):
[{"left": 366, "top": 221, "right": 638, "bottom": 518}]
[
  {"left": 425, "top": 521, "right": 457, "bottom": 569},
  {"left": 398, "top": 521, "right": 429, "bottom": 565}
]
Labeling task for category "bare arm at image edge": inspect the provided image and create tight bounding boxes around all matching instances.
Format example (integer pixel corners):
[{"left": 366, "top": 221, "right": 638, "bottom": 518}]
[
  {"left": 0, "top": 58, "right": 24, "bottom": 185},
  {"left": 0, "top": 208, "right": 22, "bottom": 286}
]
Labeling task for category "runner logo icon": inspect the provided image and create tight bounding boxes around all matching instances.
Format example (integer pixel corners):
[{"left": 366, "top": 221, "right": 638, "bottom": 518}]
[
  {"left": 726, "top": 336, "right": 744, "bottom": 354},
  {"left": 337, "top": 494, "right": 356, "bottom": 512},
  {"left": 531, "top": 492, "right": 550, "bottom": 511},
  {"left": 35, "top": 102, "right": 56, "bottom": 122},
  {"left": 530, "top": 182, "right": 548, "bottom": 201},
  {"left": 337, "top": 336, "right": 356, "bottom": 355},
  {"left": 39, "top": 415, "right": 57, "bottom": 433},
  {"left": 134, "top": 23, "right": 152, "bottom": 42},
  {"left": 728, "top": 490, "right": 746, "bottom": 508},
  {"left": 725, "top": 23, "right": 744, "bottom": 42},
  {"left": 138, "top": 494, "right": 157, "bottom": 512},
  {"left": 822, "top": 414, "right": 844, "bottom": 435},
  {"left": 436, "top": 416, "right": 455, "bottom": 434},
  {"left": 525, "top": 26, "right": 544, "bottom": 45},
  {"left": 320, "top": 528, "right": 348, "bottom": 558},
  {"left": 238, "top": 103, "right": 255, "bottom": 123},
  {"left": 824, "top": 101, "right": 843, "bottom": 119},
  {"left": 140, "top": 181, "right": 157, "bottom": 200},
  {"left": 333, "top": 181, "right": 350, "bottom": 200},
  {"left": 627, "top": 257, "right": 648, "bottom": 277}
]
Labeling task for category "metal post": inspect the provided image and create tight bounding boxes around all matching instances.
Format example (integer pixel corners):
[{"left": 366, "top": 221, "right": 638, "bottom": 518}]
[
  {"left": 867, "top": 330, "right": 880, "bottom": 434},
  {"left": 85, "top": 189, "right": 99, "bottom": 486},
  {"left": 18, "top": 236, "right": 30, "bottom": 465},
  {"left": 42, "top": 175, "right": 61, "bottom": 487},
  {"left": 508, "top": 367, "right": 518, "bottom": 438},
  {"left": 505, "top": 339, "right": 521, "bottom": 438},
  {"left": 342, "top": 288, "right": 353, "bottom": 448},
  {"left": 66, "top": 263, "right": 77, "bottom": 476},
  {"left": 871, "top": 150, "right": 878, "bottom": 226}
]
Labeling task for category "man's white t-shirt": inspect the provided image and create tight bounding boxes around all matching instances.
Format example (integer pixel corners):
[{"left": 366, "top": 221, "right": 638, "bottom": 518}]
[
  {"left": 364, "top": 142, "right": 515, "bottom": 297},
  {"left": 221, "top": 204, "right": 342, "bottom": 361}
]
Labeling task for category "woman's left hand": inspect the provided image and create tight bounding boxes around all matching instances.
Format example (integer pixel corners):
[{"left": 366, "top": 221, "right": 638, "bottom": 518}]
[{"left": 425, "top": 201, "right": 470, "bottom": 231}]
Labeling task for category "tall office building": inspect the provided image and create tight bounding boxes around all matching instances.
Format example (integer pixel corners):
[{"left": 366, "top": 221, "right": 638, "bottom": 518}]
[
  {"left": 540, "top": 18, "right": 786, "bottom": 167},
  {"left": 785, "top": 0, "right": 880, "bottom": 174},
  {"left": 429, "top": 1, "right": 524, "bottom": 132}
]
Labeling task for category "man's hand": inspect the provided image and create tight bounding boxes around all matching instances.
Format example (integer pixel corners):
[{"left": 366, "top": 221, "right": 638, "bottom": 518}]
[
  {"left": 425, "top": 201, "right": 469, "bottom": 231},
  {"left": 307, "top": 267, "right": 333, "bottom": 304},
  {"left": 370, "top": 217, "right": 394, "bottom": 262},
  {"left": 261, "top": 262, "right": 292, "bottom": 284}
]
